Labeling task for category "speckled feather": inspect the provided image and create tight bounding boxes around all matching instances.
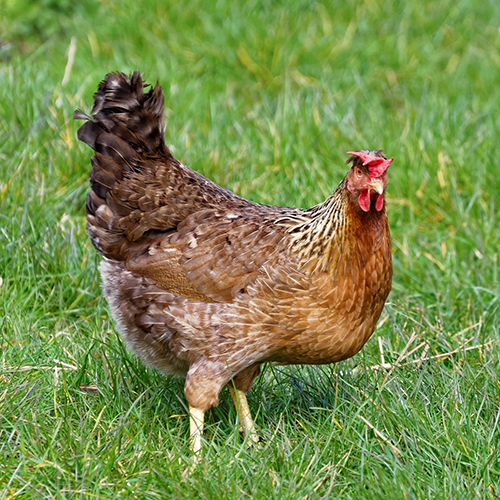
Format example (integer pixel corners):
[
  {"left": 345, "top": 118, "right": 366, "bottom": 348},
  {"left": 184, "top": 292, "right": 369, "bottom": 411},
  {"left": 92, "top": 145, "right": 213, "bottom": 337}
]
[{"left": 75, "top": 72, "right": 392, "bottom": 412}]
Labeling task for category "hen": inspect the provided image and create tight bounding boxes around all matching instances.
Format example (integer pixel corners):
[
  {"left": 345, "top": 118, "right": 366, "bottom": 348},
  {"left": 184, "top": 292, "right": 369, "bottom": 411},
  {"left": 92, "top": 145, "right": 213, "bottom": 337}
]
[{"left": 75, "top": 71, "right": 393, "bottom": 455}]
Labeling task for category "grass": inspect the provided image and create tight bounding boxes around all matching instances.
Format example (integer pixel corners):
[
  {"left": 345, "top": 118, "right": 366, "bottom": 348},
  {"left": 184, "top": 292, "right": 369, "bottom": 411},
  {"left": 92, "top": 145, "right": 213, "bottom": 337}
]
[{"left": 1, "top": 0, "right": 499, "bottom": 497}]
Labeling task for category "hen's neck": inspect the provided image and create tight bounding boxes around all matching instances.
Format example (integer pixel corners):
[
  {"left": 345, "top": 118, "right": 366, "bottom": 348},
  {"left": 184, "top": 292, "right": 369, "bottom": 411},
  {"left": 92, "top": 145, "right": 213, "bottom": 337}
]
[{"left": 287, "top": 178, "right": 387, "bottom": 275}]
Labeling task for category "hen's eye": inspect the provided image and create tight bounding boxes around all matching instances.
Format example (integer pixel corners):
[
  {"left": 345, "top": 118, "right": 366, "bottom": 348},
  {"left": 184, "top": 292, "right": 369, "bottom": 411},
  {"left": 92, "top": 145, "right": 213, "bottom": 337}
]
[{"left": 356, "top": 168, "right": 363, "bottom": 177}]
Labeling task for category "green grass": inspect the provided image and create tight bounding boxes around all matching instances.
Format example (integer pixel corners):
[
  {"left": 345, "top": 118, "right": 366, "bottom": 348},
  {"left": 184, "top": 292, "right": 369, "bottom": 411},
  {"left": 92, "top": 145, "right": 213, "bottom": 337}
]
[{"left": 1, "top": 0, "right": 499, "bottom": 497}]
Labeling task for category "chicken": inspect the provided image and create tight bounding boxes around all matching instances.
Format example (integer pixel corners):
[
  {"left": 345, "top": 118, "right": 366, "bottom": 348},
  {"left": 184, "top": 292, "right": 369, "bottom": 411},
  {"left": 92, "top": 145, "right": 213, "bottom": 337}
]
[{"left": 75, "top": 71, "right": 393, "bottom": 456}]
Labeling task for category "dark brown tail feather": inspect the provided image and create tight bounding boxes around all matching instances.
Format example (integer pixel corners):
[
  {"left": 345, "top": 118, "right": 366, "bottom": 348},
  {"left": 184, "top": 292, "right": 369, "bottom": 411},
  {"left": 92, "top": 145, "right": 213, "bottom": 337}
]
[
  {"left": 75, "top": 71, "right": 168, "bottom": 158},
  {"left": 75, "top": 71, "right": 171, "bottom": 260}
]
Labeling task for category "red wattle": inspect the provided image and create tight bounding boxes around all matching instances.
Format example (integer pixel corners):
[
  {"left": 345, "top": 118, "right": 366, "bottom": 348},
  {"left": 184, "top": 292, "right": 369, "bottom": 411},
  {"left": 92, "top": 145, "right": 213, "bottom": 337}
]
[
  {"left": 358, "top": 190, "right": 370, "bottom": 212},
  {"left": 375, "top": 194, "right": 384, "bottom": 211}
]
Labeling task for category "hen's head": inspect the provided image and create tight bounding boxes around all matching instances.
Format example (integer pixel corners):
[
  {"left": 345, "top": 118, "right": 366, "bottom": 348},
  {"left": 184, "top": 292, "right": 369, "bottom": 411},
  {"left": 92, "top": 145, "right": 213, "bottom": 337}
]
[{"left": 345, "top": 150, "right": 392, "bottom": 213}]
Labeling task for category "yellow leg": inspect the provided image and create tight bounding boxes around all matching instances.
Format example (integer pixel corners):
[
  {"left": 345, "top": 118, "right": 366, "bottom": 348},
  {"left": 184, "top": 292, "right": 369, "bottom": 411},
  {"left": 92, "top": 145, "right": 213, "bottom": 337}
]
[
  {"left": 189, "top": 405, "right": 205, "bottom": 457},
  {"left": 228, "top": 386, "right": 259, "bottom": 446}
]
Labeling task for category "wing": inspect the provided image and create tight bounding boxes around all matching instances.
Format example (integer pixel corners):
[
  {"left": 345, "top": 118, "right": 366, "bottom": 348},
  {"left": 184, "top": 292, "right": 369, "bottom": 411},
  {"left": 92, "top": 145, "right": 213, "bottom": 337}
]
[{"left": 126, "top": 208, "right": 289, "bottom": 303}]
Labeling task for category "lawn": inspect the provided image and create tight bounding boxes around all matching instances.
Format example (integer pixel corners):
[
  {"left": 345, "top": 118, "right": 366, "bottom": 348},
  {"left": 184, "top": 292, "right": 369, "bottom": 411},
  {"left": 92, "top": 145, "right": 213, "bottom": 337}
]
[{"left": 1, "top": 0, "right": 499, "bottom": 498}]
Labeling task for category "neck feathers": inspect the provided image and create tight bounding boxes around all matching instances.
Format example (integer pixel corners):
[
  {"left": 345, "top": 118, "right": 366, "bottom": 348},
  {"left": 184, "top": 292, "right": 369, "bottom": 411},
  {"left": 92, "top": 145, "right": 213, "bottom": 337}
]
[{"left": 286, "top": 178, "right": 388, "bottom": 276}]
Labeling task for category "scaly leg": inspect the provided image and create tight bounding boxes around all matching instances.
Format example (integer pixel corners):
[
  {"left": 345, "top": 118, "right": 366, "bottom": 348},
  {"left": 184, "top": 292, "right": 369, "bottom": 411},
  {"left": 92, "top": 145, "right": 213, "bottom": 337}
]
[
  {"left": 228, "top": 386, "right": 259, "bottom": 446},
  {"left": 189, "top": 405, "right": 205, "bottom": 457}
]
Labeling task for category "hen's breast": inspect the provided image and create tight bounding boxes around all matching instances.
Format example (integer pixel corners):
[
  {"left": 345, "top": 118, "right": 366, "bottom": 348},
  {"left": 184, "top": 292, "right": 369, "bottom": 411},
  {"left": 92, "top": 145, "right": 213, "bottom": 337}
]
[{"left": 242, "top": 224, "right": 393, "bottom": 365}]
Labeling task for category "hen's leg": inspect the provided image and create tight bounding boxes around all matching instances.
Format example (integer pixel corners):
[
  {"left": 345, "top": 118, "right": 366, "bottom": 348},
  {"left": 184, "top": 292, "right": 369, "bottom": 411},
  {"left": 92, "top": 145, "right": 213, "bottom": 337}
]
[
  {"left": 185, "top": 360, "right": 228, "bottom": 460},
  {"left": 189, "top": 405, "right": 205, "bottom": 456},
  {"left": 228, "top": 386, "right": 259, "bottom": 446}
]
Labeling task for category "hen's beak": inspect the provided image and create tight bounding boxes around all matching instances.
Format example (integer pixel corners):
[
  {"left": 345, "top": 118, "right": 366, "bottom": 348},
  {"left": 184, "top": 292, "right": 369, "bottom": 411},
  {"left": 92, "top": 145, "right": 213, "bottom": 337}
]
[{"left": 367, "top": 178, "right": 384, "bottom": 195}]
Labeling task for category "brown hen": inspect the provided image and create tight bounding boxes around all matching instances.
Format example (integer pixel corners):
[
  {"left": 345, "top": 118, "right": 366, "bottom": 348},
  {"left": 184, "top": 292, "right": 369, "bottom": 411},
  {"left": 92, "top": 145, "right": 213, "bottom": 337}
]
[{"left": 75, "top": 71, "right": 393, "bottom": 455}]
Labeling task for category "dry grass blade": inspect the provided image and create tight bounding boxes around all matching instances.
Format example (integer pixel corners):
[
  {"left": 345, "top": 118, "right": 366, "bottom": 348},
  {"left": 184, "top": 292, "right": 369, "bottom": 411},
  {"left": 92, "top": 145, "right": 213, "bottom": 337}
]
[
  {"left": 385, "top": 331, "right": 418, "bottom": 378},
  {"left": 367, "top": 340, "right": 494, "bottom": 373},
  {"left": 358, "top": 415, "right": 402, "bottom": 457}
]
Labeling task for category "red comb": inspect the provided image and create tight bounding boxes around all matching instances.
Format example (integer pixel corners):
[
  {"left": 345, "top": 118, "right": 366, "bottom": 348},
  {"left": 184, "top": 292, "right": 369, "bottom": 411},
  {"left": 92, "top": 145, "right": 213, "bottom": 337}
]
[{"left": 347, "top": 151, "right": 393, "bottom": 178}]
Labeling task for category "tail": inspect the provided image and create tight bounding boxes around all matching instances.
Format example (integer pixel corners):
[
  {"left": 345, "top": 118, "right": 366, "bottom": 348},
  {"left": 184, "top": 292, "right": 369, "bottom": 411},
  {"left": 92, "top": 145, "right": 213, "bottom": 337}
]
[
  {"left": 76, "top": 71, "right": 167, "bottom": 157},
  {"left": 75, "top": 72, "right": 171, "bottom": 260}
]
